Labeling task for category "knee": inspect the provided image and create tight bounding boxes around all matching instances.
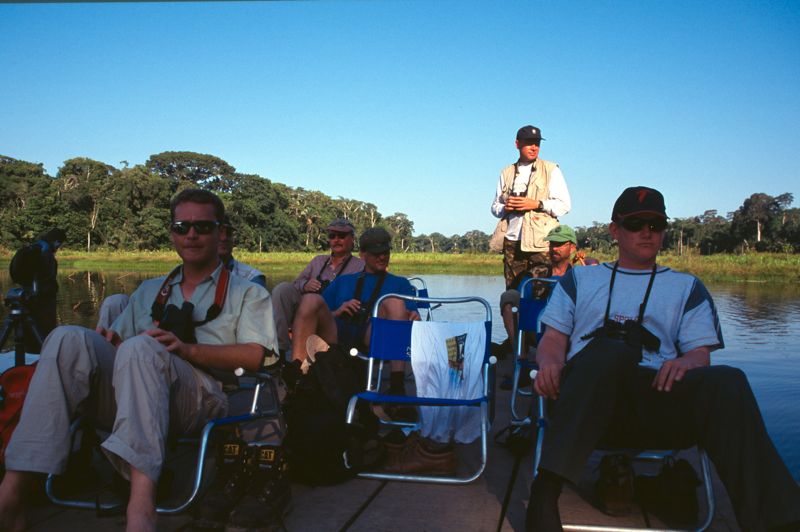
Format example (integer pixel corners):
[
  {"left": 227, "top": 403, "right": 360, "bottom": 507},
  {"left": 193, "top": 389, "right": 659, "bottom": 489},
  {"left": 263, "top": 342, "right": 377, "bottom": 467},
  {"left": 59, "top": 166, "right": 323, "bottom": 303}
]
[
  {"left": 296, "top": 293, "right": 324, "bottom": 315},
  {"left": 377, "top": 297, "right": 408, "bottom": 319},
  {"left": 41, "top": 325, "right": 95, "bottom": 355},
  {"left": 271, "top": 282, "right": 294, "bottom": 303},
  {"left": 114, "top": 335, "right": 169, "bottom": 369},
  {"left": 499, "top": 289, "right": 520, "bottom": 309},
  {"left": 698, "top": 364, "right": 750, "bottom": 395}
]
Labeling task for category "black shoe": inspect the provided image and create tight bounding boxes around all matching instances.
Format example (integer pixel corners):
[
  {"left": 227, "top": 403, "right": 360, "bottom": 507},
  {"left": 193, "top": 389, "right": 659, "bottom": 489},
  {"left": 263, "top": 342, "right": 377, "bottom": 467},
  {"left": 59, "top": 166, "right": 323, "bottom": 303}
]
[
  {"left": 384, "top": 403, "right": 419, "bottom": 423},
  {"left": 191, "top": 436, "right": 249, "bottom": 531},
  {"left": 227, "top": 444, "right": 292, "bottom": 532},
  {"left": 595, "top": 453, "right": 634, "bottom": 516},
  {"left": 635, "top": 456, "right": 699, "bottom": 526},
  {"left": 526, "top": 471, "right": 564, "bottom": 532}
]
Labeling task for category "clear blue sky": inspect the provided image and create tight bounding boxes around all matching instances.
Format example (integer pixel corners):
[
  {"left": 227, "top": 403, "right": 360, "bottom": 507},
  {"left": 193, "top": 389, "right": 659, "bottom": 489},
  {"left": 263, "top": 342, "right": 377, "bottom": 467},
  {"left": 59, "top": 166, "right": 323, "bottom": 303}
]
[{"left": 2, "top": 0, "right": 798, "bottom": 236}]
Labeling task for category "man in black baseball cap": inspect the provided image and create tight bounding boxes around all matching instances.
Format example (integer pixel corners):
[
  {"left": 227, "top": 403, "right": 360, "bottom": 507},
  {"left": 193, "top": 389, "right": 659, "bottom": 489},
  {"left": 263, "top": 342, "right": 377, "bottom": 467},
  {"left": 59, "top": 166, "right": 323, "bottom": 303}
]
[{"left": 526, "top": 186, "right": 800, "bottom": 531}]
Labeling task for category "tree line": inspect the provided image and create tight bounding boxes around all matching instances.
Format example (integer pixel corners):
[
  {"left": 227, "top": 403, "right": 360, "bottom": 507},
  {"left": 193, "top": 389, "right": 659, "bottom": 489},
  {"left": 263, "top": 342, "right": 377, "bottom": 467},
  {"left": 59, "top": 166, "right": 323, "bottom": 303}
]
[{"left": 1, "top": 152, "right": 797, "bottom": 254}]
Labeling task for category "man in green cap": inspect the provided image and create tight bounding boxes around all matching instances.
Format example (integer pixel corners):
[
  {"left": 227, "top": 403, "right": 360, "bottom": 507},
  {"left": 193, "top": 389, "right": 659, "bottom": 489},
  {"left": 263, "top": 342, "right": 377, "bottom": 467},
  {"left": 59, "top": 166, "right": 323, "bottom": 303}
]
[{"left": 497, "top": 225, "right": 587, "bottom": 358}]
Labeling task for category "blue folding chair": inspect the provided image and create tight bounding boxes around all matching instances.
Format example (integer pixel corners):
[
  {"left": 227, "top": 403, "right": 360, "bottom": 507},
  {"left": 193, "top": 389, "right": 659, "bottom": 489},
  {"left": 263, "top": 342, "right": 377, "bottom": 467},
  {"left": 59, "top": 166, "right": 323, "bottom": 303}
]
[
  {"left": 532, "top": 393, "right": 717, "bottom": 531},
  {"left": 45, "top": 370, "right": 283, "bottom": 515},
  {"left": 345, "top": 292, "right": 495, "bottom": 484},
  {"left": 509, "top": 277, "right": 558, "bottom": 425},
  {"left": 407, "top": 276, "right": 441, "bottom": 321}
]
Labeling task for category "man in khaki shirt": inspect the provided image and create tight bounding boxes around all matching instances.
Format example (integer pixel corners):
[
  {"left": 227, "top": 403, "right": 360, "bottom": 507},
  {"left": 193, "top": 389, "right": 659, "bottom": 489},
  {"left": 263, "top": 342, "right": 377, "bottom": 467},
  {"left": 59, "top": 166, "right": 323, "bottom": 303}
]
[{"left": 0, "top": 189, "right": 277, "bottom": 532}]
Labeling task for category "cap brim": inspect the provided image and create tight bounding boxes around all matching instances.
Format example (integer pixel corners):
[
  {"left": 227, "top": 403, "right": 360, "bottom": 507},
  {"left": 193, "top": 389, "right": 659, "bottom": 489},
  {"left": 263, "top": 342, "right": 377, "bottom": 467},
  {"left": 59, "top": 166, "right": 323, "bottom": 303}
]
[
  {"left": 363, "top": 245, "right": 391, "bottom": 253},
  {"left": 617, "top": 210, "right": 668, "bottom": 220}
]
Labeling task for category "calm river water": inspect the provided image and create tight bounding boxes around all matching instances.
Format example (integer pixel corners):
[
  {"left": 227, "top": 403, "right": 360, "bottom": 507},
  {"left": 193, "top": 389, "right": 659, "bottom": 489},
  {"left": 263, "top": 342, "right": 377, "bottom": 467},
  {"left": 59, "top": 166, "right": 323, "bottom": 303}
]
[{"left": 1, "top": 270, "right": 798, "bottom": 481}]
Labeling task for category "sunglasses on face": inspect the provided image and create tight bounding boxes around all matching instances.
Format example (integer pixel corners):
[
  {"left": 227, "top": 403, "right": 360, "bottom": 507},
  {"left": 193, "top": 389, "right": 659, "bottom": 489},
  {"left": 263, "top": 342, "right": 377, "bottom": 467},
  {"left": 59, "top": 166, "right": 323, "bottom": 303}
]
[
  {"left": 328, "top": 231, "right": 352, "bottom": 240},
  {"left": 170, "top": 220, "right": 220, "bottom": 235},
  {"left": 619, "top": 217, "right": 668, "bottom": 233}
]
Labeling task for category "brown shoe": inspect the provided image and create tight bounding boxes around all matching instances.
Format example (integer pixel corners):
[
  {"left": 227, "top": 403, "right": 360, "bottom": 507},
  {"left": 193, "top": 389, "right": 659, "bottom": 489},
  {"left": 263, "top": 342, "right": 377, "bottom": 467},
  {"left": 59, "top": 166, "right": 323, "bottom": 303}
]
[
  {"left": 383, "top": 435, "right": 456, "bottom": 476},
  {"left": 383, "top": 431, "right": 420, "bottom": 470}
]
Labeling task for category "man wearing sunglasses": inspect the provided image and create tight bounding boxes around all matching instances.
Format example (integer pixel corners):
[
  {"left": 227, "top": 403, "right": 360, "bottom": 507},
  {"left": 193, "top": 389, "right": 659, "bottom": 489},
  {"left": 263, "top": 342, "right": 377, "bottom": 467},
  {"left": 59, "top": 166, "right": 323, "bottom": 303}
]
[
  {"left": 526, "top": 187, "right": 800, "bottom": 532},
  {"left": 0, "top": 189, "right": 278, "bottom": 532},
  {"left": 490, "top": 125, "right": 571, "bottom": 290},
  {"left": 271, "top": 218, "right": 365, "bottom": 357},
  {"left": 288, "top": 228, "right": 418, "bottom": 396}
]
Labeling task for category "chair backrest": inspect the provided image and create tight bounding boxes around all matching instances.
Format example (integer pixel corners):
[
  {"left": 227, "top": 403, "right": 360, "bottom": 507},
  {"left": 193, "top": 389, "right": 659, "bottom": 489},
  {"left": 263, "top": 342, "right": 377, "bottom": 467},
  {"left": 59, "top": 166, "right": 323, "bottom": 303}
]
[
  {"left": 366, "top": 293, "right": 492, "bottom": 363},
  {"left": 517, "top": 277, "right": 559, "bottom": 335},
  {"left": 407, "top": 277, "right": 439, "bottom": 320}
]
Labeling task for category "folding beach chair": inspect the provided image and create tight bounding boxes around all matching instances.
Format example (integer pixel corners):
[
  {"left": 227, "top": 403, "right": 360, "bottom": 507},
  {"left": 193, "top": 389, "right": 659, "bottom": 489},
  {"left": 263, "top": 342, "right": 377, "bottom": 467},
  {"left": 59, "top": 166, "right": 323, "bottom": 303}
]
[
  {"left": 45, "top": 369, "right": 283, "bottom": 515},
  {"left": 532, "top": 393, "right": 717, "bottom": 531},
  {"left": 407, "top": 277, "right": 440, "bottom": 321},
  {"left": 509, "top": 277, "right": 558, "bottom": 426},
  {"left": 345, "top": 292, "right": 495, "bottom": 484}
]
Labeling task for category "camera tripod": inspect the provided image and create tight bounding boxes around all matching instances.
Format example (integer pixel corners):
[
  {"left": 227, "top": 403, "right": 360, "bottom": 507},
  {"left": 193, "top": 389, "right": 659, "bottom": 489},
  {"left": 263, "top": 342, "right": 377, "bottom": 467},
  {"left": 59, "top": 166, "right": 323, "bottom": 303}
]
[{"left": 1, "top": 289, "right": 44, "bottom": 367}]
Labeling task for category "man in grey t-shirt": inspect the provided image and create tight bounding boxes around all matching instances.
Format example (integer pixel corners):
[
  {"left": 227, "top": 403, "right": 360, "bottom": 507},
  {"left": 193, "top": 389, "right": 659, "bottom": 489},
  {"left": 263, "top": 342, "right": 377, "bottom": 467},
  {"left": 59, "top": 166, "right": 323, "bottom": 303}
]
[{"left": 527, "top": 186, "right": 799, "bottom": 532}]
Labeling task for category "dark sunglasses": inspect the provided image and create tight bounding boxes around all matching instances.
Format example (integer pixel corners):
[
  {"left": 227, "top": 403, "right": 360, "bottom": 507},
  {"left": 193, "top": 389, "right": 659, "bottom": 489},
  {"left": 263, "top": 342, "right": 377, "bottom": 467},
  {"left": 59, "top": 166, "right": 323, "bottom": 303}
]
[
  {"left": 620, "top": 217, "right": 668, "bottom": 233},
  {"left": 328, "top": 231, "right": 352, "bottom": 240},
  {"left": 170, "top": 220, "right": 220, "bottom": 235}
]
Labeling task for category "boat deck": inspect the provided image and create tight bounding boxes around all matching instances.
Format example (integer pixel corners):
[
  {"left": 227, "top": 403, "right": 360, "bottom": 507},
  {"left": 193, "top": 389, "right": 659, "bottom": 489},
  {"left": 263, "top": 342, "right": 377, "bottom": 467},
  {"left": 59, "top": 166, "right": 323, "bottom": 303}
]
[{"left": 20, "top": 355, "right": 741, "bottom": 531}]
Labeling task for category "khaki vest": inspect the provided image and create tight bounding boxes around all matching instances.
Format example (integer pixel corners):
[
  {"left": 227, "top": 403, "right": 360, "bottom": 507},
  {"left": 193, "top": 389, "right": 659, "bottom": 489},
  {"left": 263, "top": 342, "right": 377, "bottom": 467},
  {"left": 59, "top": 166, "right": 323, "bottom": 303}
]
[{"left": 499, "top": 159, "right": 560, "bottom": 252}]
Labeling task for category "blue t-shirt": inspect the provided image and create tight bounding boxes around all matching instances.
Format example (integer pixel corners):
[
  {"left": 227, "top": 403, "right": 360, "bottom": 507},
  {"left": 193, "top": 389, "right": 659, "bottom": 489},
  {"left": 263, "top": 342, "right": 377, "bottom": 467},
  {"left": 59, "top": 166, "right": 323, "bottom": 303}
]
[{"left": 322, "top": 271, "right": 418, "bottom": 314}]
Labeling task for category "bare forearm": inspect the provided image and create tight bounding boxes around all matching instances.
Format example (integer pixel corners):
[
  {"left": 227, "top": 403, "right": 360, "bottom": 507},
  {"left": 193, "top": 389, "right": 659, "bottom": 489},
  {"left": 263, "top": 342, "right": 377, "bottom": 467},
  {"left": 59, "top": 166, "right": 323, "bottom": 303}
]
[{"left": 182, "top": 342, "right": 265, "bottom": 372}]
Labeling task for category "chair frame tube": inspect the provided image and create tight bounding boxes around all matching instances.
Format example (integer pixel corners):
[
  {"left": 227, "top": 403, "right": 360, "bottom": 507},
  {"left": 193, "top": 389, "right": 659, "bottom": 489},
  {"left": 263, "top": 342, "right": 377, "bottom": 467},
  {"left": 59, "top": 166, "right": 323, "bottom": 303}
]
[
  {"left": 46, "top": 372, "right": 282, "bottom": 515},
  {"left": 346, "top": 293, "right": 494, "bottom": 484}
]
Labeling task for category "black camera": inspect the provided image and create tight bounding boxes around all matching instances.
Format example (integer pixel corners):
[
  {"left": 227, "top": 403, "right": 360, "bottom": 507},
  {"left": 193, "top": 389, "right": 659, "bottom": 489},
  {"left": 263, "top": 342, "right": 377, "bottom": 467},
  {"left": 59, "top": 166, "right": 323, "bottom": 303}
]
[
  {"left": 510, "top": 190, "right": 526, "bottom": 197},
  {"left": 582, "top": 319, "right": 661, "bottom": 356},
  {"left": 4, "top": 287, "right": 30, "bottom": 308},
  {"left": 159, "top": 302, "right": 198, "bottom": 343},
  {"left": 316, "top": 279, "right": 331, "bottom": 294},
  {"left": 345, "top": 305, "right": 370, "bottom": 327}
]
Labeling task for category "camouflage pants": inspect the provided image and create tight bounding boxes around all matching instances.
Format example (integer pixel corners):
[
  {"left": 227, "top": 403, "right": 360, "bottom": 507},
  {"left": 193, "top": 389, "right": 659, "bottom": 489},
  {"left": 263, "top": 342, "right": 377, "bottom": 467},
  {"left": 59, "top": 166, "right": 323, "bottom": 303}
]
[{"left": 502, "top": 238, "right": 550, "bottom": 289}]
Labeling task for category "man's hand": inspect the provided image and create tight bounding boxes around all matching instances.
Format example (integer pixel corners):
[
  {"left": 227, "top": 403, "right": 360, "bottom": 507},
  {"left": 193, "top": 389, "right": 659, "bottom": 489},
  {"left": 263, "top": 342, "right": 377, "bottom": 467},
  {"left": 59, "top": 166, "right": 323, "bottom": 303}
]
[
  {"left": 95, "top": 326, "right": 122, "bottom": 347},
  {"left": 303, "top": 279, "right": 322, "bottom": 293},
  {"left": 533, "top": 328, "right": 569, "bottom": 400},
  {"left": 505, "top": 196, "right": 541, "bottom": 213},
  {"left": 334, "top": 298, "right": 361, "bottom": 318},
  {"left": 652, "top": 347, "right": 710, "bottom": 392},
  {"left": 143, "top": 328, "right": 189, "bottom": 359}
]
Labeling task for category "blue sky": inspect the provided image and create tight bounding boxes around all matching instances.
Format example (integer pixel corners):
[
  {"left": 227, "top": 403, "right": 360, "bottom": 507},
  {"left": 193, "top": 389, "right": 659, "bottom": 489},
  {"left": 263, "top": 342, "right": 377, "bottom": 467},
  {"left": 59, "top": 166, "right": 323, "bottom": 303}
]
[{"left": 2, "top": 0, "right": 798, "bottom": 236}]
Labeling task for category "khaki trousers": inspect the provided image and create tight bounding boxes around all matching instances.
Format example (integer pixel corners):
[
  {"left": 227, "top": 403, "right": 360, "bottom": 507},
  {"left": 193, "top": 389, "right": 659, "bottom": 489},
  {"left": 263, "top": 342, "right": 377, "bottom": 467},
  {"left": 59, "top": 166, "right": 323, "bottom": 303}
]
[{"left": 6, "top": 326, "right": 227, "bottom": 483}]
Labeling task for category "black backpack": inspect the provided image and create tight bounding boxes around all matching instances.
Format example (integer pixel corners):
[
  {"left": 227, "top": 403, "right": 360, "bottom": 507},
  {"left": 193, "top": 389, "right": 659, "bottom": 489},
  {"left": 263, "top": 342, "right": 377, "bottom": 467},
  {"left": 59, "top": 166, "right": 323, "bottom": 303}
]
[{"left": 283, "top": 344, "right": 381, "bottom": 485}]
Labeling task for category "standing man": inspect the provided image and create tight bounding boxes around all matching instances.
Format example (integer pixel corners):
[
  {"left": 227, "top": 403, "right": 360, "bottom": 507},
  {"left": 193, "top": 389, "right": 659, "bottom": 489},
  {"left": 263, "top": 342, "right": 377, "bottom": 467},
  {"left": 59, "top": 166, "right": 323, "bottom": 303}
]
[
  {"left": 526, "top": 186, "right": 800, "bottom": 532},
  {"left": 271, "top": 218, "right": 365, "bottom": 356},
  {"left": 490, "top": 125, "right": 571, "bottom": 289},
  {"left": 0, "top": 189, "right": 278, "bottom": 532}
]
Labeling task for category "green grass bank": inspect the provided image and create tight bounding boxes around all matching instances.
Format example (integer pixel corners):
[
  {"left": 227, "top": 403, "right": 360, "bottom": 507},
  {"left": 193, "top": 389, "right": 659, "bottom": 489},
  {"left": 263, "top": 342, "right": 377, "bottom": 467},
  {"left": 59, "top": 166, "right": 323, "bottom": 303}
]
[{"left": 2, "top": 250, "right": 799, "bottom": 283}]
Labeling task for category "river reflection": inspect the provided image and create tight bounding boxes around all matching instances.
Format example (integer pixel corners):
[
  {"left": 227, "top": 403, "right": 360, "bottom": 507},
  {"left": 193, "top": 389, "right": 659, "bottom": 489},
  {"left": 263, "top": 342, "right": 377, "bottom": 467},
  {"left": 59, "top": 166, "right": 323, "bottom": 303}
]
[{"left": 1, "top": 270, "right": 798, "bottom": 481}]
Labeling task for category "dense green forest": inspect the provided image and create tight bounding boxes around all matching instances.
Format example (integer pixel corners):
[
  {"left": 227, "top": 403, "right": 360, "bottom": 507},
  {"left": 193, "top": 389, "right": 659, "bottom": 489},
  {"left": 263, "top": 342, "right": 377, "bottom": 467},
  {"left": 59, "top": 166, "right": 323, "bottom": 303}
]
[{"left": 1, "top": 152, "right": 797, "bottom": 254}]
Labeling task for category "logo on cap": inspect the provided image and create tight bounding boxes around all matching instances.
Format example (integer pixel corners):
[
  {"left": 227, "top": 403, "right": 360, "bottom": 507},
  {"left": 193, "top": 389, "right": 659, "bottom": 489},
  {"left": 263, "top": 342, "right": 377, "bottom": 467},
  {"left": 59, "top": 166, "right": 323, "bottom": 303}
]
[{"left": 637, "top": 189, "right": 649, "bottom": 203}]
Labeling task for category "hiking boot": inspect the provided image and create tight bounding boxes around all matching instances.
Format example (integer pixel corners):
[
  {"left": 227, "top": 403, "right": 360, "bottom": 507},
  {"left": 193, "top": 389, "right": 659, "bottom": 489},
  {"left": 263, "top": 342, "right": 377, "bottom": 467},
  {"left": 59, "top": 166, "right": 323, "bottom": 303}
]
[
  {"left": 191, "top": 436, "right": 249, "bottom": 531},
  {"left": 383, "top": 433, "right": 456, "bottom": 476},
  {"left": 226, "top": 444, "right": 292, "bottom": 532},
  {"left": 382, "top": 430, "right": 419, "bottom": 470},
  {"left": 595, "top": 453, "right": 634, "bottom": 516}
]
